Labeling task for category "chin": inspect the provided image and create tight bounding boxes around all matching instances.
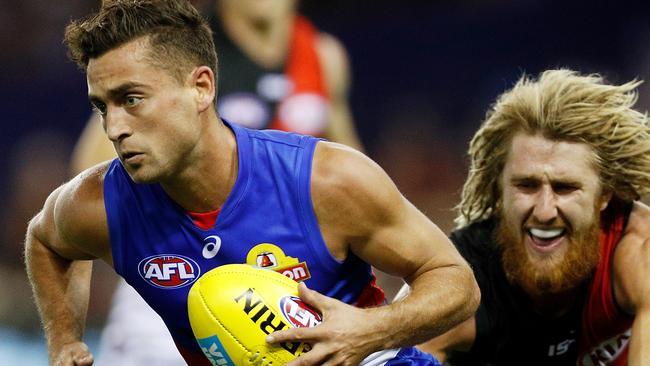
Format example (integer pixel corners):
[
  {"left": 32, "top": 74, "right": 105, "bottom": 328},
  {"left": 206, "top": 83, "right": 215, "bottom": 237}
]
[
  {"left": 129, "top": 175, "right": 157, "bottom": 184},
  {"left": 123, "top": 165, "right": 161, "bottom": 184},
  {"left": 497, "top": 223, "right": 600, "bottom": 296}
]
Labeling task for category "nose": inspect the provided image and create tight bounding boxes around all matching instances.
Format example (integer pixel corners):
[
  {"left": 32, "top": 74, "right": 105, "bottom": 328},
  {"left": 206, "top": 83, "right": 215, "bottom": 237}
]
[
  {"left": 532, "top": 185, "right": 558, "bottom": 224},
  {"left": 104, "top": 106, "right": 133, "bottom": 142}
]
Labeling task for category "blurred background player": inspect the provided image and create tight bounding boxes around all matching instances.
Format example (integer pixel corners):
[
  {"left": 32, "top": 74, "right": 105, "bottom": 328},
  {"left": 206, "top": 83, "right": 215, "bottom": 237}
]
[{"left": 69, "top": 0, "right": 374, "bottom": 364}]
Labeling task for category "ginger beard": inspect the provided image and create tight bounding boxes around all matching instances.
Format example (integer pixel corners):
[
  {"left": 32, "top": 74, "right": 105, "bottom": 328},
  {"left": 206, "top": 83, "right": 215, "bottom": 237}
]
[{"left": 495, "top": 204, "right": 601, "bottom": 298}]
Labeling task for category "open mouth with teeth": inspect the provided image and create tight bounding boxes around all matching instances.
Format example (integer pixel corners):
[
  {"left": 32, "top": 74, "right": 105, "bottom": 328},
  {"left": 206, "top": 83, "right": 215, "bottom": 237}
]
[{"left": 527, "top": 228, "right": 566, "bottom": 253}]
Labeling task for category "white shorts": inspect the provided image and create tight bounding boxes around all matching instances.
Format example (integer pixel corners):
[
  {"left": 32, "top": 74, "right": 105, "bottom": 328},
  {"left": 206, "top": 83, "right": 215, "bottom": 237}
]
[{"left": 95, "top": 279, "right": 186, "bottom": 366}]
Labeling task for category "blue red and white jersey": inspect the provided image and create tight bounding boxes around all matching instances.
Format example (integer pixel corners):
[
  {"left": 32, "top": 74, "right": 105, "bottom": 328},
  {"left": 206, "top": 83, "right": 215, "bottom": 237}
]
[{"left": 103, "top": 122, "right": 384, "bottom": 361}]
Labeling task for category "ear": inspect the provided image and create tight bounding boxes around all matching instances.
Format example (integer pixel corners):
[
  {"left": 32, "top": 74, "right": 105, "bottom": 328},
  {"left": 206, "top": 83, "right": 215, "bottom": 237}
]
[
  {"left": 190, "top": 66, "right": 216, "bottom": 113},
  {"left": 599, "top": 189, "right": 613, "bottom": 212}
]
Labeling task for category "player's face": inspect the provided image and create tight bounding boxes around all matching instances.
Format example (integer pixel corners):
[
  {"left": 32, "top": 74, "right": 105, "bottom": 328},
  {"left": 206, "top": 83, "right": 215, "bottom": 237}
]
[
  {"left": 87, "top": 38, "right": 202, "bottom": 183},
  {"left": 497, "top": 133, "right": 610, "bottom": 296},
  {"left": 220, "top": 0, "right": 297, "bottom": 24}
]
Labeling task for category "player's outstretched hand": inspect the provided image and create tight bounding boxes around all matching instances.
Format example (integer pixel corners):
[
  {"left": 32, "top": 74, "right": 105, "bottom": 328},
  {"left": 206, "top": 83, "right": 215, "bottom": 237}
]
[
  {"left": 52, "top": 342, "right": 94, "bottom": 366},
  {"left": 266, "top": 283, "right": 382, "bottom": 366}
]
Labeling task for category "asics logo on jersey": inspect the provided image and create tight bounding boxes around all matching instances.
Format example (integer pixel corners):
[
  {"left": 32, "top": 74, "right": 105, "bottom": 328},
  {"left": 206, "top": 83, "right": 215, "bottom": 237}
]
[
  {"left": 203, "top": 235, "right": 222, "bottom": 259},
  {"left": 138, "top": 254, "right": 200, "bottom": 289}
]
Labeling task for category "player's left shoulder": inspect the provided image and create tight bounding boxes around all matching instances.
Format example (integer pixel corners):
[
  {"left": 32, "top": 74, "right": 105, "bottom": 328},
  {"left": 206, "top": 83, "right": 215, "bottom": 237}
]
[
  {"left": 618, "top": 201, "right": 650, "bottom": 255},
  {"left": 311, "top": 142, "right": 402, "bottom": 223},
  {"left": 312, "top": 142, "right": 368, "bottom": 193},
  {"left": 613, "top": 201, "right": 650, "bottom": 313},
  {"left": 615, "top": 201, "right": 650, "bottom": 258},
  {"left": 312, "top": 141, "right": 389, "bottom": 194},
  {"left": 626, "top": 201, "right": 650, "bottom": 237}
]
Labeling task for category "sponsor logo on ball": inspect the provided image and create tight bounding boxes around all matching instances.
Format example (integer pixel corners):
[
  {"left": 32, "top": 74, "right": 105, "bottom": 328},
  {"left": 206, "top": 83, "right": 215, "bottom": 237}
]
[
  {"left": 138, "top": 254, "right": 200, "bottom": 289},
  {"left": 279, "top": 296, "right": 322, "bottom": 328},
  {"left": 196, "top": 335, "right": 235, "bottom": 366},
  {"left": 234, "top": 288, "right": 312, "bottom": 356}
]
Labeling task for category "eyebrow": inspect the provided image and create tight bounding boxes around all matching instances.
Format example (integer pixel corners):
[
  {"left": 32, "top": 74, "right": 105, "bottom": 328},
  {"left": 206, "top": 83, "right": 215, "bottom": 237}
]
[
  {"left": 88, "top": 81, "right": 148, "bottom": 104},
  {"left": 510, "top": 175, "right": 582, "bottom": 186}
]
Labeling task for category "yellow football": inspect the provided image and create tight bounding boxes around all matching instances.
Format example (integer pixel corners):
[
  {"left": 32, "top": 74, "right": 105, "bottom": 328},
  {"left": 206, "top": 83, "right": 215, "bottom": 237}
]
[{"left": 187, "top": 264, "right": 322, "bottom": 366}]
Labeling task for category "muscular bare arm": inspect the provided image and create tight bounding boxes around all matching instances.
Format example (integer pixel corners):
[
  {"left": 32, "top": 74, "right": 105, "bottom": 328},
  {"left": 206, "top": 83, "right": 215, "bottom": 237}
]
[
  {"left": 613, "top": 201, "right": 650, "bottom": 365},
  {"left": 24, "top": 165, "right": 111, "bottom": 365},
  {"left": 268, "top": 142, "right": 480, "bottom": 366},
  {"left": 395, "top": 282, "right": 477, "bottom": 363},
  {"left": 317, "top": 31, "right": 413, "bottom": 299}
]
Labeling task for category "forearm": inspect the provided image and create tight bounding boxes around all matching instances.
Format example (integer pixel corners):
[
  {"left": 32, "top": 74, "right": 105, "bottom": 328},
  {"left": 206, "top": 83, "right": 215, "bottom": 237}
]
[
  {"left": 25, "top": 234, "right": 92, "bottom": 359},
  {"left": 629, "top": 307, "right": 650, "bottom": 366},
  {"left": 375, "top": 264, "right": 479, "bottom": 350}
]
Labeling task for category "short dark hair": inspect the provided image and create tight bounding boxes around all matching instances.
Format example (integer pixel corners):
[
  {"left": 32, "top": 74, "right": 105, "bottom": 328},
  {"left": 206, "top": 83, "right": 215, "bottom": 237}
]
[{"left": 64, "top": 0, "right": 217, "bottom": 82}]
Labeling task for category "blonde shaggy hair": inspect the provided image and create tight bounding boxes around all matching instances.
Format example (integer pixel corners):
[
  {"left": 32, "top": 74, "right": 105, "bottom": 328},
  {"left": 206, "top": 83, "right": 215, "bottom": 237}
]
[{"left": 457, "top": 69, "right": 650, "bottom": 227}]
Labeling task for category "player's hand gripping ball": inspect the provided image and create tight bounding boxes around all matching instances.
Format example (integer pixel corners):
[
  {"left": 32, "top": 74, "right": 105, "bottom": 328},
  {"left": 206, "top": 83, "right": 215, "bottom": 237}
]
[{"left": 188, "top": 264, "right": 322, "bottom": 366}]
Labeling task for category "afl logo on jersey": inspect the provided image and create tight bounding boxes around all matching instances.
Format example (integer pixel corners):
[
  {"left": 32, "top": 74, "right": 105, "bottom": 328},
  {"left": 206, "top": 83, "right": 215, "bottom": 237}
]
[
  {"left": 138, "top": 254, "right": 200, "bottom": 289},
  {"left": 279, "top": 296, "right": 322, "bottom": 328}
]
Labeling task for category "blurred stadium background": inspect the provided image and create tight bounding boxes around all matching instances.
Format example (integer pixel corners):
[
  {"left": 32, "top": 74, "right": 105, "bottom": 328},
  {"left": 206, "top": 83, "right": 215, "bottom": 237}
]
[{"left": 0, "top": 0, "right": 647, "bottom": 363}]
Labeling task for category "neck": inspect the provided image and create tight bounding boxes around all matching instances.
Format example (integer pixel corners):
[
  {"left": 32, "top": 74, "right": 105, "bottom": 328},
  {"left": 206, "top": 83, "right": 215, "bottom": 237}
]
[
  {"left": 160, "top": 118, "right": 238, "bottom": 213},
  {"left": 218, "top": 6, "right": 293, "bottom": 68}
]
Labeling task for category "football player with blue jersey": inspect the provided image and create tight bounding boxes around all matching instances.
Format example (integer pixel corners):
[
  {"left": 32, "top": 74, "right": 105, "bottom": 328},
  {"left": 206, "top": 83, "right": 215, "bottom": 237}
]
[{"left": 24, "top": 1, "right": 479, "bottom": 365}]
